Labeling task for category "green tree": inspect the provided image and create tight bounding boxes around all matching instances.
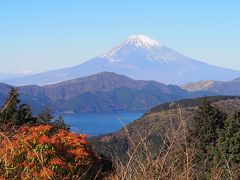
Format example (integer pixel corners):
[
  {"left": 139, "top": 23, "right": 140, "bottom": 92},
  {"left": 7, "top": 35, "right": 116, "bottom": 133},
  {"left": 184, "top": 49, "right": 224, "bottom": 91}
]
[
  {"left": 0, "top": 89, "right": 70, "bottom": 132},
  {"left": 216, "top": 112, "right": 240, "bottom": 178},
  {"left": 17, "top": 104, "right": 36, "bottom": 126},
  {"left": 37, "top": 107, "right": 54, "bottom": 124},
  {"left": 0, "top": 88, "right": 20, "bottom": 127},
  {"left": 188, "top": 98, "right": 227, "bottom": 179},
  {"left": 52, "top": 115, "right": 70, "bottom": 131}
]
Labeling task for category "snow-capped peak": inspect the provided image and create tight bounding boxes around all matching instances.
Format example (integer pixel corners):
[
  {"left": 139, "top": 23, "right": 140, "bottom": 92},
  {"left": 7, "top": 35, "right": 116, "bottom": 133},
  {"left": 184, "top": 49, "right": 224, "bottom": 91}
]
[
  {"left": 124, "top": 35, "right": 162, "bottom": 48},
  {"left": 101, "top": 35, "right": 165, "bottom": 59},
  {"left": 100, "top": 34, "right": 189, "bottom": 63}
]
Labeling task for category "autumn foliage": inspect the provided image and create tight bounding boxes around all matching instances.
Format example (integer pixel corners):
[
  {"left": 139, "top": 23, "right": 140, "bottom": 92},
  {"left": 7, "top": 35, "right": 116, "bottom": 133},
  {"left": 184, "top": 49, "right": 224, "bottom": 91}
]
[{"left": 0, "top": 124, "right": 103, "bottom": 179}]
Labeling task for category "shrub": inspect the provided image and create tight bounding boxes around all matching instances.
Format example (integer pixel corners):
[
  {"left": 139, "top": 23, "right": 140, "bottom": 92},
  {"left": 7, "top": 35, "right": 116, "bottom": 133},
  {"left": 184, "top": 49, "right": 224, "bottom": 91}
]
[{"left": 0, "top": 124, "right": 104, "bottom": 179}]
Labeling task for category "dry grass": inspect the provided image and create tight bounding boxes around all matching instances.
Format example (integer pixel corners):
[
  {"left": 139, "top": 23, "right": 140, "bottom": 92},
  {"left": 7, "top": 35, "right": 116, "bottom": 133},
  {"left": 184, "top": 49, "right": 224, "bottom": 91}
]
[
  {"left": 106, "top": 108, "right": 239, "bottom": 180},
  {"left": 105, "top": 108, "right": 194, "bottom": 180}
]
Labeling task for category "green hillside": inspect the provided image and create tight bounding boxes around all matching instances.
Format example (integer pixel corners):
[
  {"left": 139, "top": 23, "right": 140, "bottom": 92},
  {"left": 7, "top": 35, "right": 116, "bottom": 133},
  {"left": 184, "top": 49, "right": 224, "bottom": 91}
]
[{"left": 90, "top": 96, "right": 240, "bottom": 161}]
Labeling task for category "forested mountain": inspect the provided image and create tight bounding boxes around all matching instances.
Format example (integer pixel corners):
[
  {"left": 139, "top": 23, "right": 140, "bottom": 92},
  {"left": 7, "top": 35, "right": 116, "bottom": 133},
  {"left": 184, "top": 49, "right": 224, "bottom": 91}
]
[
  {"left": 0, "top": 72, "right": 210, "bottom": 113},
  {"left": 90, "top": 96, "right": 240, "bottom": 160}
]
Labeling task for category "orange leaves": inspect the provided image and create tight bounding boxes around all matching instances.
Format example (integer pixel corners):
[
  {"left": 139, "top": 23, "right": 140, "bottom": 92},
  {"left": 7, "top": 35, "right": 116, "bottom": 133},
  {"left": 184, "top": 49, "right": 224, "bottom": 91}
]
[
  {"left": 40, "top": 168, "right": 54, "bottom": 179},
  {"left": 49, "top": 157, "right": 66, "bottom": 168},
  {"left": 67, "top": 148, "right": 89, "bottom": 159},
  {"left": 0, "top": 124, "right": 99, "bottom": 179},
  {"left": 38, "top": 134, "right": 52, "bottom": 144},
  {"left": 79, "top": 134, "right": 88, "bottom": 139},
  {"left": 20, "top": 124, "right": 52, "bottom": 134}
]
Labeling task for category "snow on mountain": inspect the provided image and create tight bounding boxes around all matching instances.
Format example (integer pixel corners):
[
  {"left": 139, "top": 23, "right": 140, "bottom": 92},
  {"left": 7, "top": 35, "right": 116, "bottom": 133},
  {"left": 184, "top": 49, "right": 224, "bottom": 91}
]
[
  {"left": 101, "top": 35, "right": 186, "bottom": 63},
  {"left": 2, "top": 35, "right": 240, "bottom": 85},
  {"left": 120, "top": 35, "right": 162, "bottom": 48}
]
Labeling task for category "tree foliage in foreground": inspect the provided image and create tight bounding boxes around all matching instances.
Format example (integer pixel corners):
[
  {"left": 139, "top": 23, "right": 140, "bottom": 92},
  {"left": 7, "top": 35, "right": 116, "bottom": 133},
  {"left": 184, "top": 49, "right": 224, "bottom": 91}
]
[
  {"left": 0, "top": 124, "right": 110, "bottom": 179},
  {"left": 0, "top": 88, "right": 69, "bottom": 131},
  {"left": 0, "top": 88, "right": 113, "bottom": 179},
  {"left": 215, "top": 112, "right": 240, "bottom": 178},
  {"left": 187, "top": 97, "right": 240, "bottom": 179}
]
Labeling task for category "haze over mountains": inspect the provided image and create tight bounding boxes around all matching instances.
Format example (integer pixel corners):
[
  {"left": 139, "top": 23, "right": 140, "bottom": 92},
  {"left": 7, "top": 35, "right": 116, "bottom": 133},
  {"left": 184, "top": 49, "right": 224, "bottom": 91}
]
[
  {"left": 0, "top": 73, "right": 23, "bottom": 81},
  {"left": 0, "top": 72, "right": 205, "bottom": 113},
  {"left": 2, "top": 35, "right": 240, "bottom": 86}
]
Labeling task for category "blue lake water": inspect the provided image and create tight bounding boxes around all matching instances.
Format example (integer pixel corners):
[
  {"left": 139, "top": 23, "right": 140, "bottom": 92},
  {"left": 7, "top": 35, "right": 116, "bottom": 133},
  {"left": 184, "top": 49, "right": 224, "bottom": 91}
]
[{"left": 57, "top": 111, "right": 145, "bottom": 137}]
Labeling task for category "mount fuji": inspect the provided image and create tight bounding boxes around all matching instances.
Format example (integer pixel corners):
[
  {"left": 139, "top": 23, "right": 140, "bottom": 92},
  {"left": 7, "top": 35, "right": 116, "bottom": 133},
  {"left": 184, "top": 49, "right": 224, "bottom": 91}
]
[{"left": 3, "top": 35, "right": 240, "bottom": 85}]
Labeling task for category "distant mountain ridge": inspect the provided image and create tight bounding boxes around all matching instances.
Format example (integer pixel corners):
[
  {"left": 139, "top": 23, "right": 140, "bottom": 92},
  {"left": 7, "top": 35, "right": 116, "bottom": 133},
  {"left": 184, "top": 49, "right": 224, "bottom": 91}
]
[
  {"left": 0, "top": 72, "right": 207, "bottom": 113},
  {"left": 3, "top": 35, "right": 240, "bottom": 85},
  {"left": 0, "top": 73, "right": 23, "bottom": 81},
  {"left": 182, "top": 78, "right": 240, "bottom": 96}
]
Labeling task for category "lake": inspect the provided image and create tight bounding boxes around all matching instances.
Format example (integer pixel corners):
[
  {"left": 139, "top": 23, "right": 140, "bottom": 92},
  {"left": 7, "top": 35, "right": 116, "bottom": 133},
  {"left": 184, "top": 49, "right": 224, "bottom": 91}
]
[{"left": 57, "top": 111, "right": 145, "bottom": 136}]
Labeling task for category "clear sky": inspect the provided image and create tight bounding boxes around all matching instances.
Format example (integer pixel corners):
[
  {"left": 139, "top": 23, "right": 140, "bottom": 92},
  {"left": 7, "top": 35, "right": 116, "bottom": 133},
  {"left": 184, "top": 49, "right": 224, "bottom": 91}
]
[{"left": 0, "top": 0, "right": 240, "bottom": 74}]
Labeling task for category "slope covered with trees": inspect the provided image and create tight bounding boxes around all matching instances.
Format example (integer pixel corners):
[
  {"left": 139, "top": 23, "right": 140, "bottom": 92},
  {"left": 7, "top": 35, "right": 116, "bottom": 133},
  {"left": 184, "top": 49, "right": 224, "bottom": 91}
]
[
  {"left": 0, "top": 89, "right": 112, "bottom": 179},
  {"left": 91, "top": 96, "right": 240, "bottom": 179},
  {"left": 1, "top": 88, "right": 240, "bottom": 179},
  {"left": 0, "top": 72, "right": 215, "bottom": 113}
]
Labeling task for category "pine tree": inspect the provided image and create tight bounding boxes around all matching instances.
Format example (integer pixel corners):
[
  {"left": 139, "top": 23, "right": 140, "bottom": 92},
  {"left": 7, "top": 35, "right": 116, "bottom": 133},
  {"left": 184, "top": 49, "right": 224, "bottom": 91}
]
[
  {"left": 216, "top": 112, "right": 240, "bottom": 176},
  {"left": 17, "top": 104, "right": 36, "bottom": 125},
  {"left": 0, "top": 88, "right": 20, "bottom": 127},
  {"left": 37, "top": 107, "right": 54, "bottom": 124},
  {"left": 0, "top": 89, "right": 70, "bottom": 131},
  {"left": 187, "top": 97, "right": 227, "bottom": 178},
  {"left": 52, "top": 116, "right": 70, "bottom": 131}
]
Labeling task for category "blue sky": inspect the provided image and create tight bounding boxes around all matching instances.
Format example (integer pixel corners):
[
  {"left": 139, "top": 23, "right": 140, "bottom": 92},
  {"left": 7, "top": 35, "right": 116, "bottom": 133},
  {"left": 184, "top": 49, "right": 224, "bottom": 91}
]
[{"left": 0, "top": 0, "right": 240, "bottom": 73}]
